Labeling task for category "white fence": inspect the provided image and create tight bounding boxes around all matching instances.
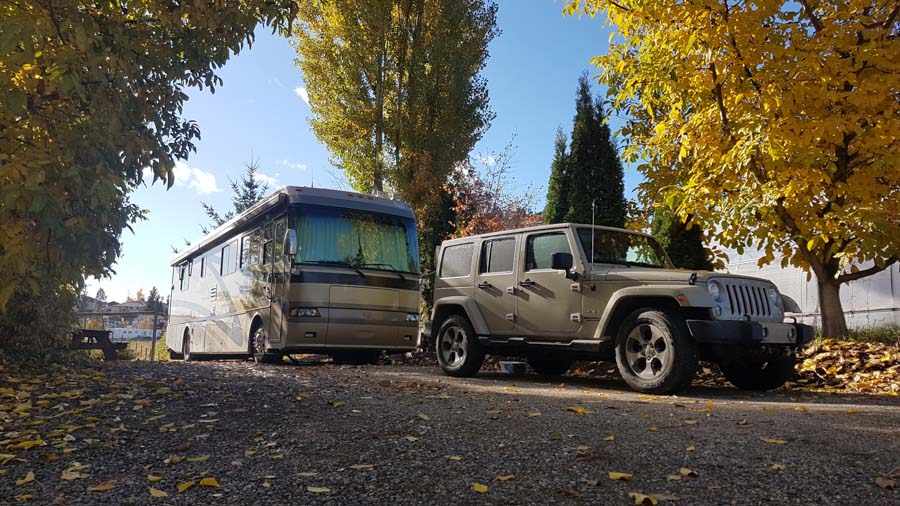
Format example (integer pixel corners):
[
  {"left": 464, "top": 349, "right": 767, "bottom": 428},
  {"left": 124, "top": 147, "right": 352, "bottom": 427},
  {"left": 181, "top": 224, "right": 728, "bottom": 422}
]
[{"left": 723, "top": 250, "right": 899, "bottom": 329}]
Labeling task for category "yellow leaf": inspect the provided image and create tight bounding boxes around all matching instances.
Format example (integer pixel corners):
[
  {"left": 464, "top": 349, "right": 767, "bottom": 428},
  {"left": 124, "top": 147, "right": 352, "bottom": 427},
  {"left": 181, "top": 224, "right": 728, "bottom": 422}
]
[
  {"left": 16, "top": 471, "right": 34, "bottom": 487},
  {"left": 604, "top": 435, "right": 615, "bottom": 442},
  {"left": 608, "top": 472, "right": 633, "bottom": 481},
  {"left": 199, "top": 477, "right": 220, "bottom": 488},
  {"left": 628, "top": 492, "right": 658, "bottom": 505},
  {"left": 418, "top": 413, "right": 430, "bottom": 421},
  {"left": 495, "top": 474, "right": 514, "bottom": 481},
  {"left": 148, "top": 475, "right": 163, "bottom": 482},
  {"left": 404, "top": 436, "right": 419, "bottom": 442},
  {"left": 244, "top": 450, "right": 256, "bottom": 457},
  {"left": 271, "top": 454, "right": 285, "bottom": 460},
  {"left": 177, "top": 480, "right": 195, "bottom": 492},
  {"left": 667, "top": 474, "right": 681, "bottom": 481},
  {"left": 566, "top": 406, "right": 588, "bottom": 415},
  {"left": 15, "top": 494, "right": 32, "bottom": 501},
  {"left": 678, "top": 467, "right": 698, "bottom": 477},
  {"left": 186, "top": 455, "right": 209, "bottom": 463},
  {"left": 527, "top": 412, "right": 541, "bottom": 417},
  {"left": 155, "top": 387, "right": 171, "bottom": 395},
  {"left": 60, "top": 470, "right": 88, "bottom": 481},
  {"left": 295, "top": 392, "right": 310, "bottom": 400},
  {"left": 87, "top": 482, "right": 114, "bottom": 492},
  {"left": 307, "top": 486, "right": 331, "bottom": 493},
  {"left": 846, "top": 408, "right": 858, "bottom": 414},
  {"left": 262, "top": 481, "right": 271, "bottom": 488},
  {"left": 350, "top": 464, "right": 375, "bottom": 470},
  {"left": 771, "top": 463, "right": 785, "bottom": 471},
  {"left": 449, "top": 455, "right": 462, "bottom": 461},
  {"left": 686, "top": 445, "right": 696, "bottom": 452},
  {"left": 472, "top": 482, "right": 489, "bottom": 493},
  {"left": 149, "top": 487, "right": 168, "bottom": 497},
  {"left": 648, "top": 426, "right": 658, "bottom": 432},
  {"left": 761, "top": 438, "right": 787, "bottom": 444},
  {"left": 331, "top": 401, "right": 345, "bottom": 408},
  {"left": 13, "top": 438, "right": 43, "bottom": 451}
]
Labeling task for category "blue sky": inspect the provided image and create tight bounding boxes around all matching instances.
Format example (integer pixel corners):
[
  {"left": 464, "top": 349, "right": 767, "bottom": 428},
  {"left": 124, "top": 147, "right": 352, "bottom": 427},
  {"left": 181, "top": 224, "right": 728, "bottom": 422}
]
[{"left": 89, "top": 1, "right": 640, "bottom": 303}]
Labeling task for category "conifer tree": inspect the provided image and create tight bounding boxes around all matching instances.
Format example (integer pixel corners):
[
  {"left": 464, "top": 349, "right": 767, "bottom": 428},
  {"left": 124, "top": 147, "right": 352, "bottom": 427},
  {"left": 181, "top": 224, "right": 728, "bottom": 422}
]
[
  {"left": 201, "top": 159, "right": 271, "bottom": 231},
  {"left": 543, "top": 128, "right": 570, "bottom": 224},
  {"left": 652, "top": 209, "right": 713, "bottom": 271}
]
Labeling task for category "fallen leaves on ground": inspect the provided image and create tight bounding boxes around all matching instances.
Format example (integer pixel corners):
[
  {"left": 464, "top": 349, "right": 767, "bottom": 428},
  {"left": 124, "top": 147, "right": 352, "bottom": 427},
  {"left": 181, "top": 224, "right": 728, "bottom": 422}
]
[
  {"left": 472, "top": 482, "right": 489, "bottom": 493},
  {"left": 87, "top": 481, "right": 114, "bottom": 492},
  {"left": 771, "top": 463, "right": 785, "bottom": 471},
  {"left": 16, "top": 471, "right": 35, "bottom": 486},
  {"left": 609, "top": 472, "right": 633, "bottom": 481},
  {"left": 199, "top": 477, "right": 221, "bottom": 488},
  {"left": 565, "top": 406, "right": 589, "bottom": 415},
  {"left": 307, "top": 486, "right": 331, "bottom": 493},
  {"left": 795, "top": 339, "right": 899, "bottom": 395},
  {"left": 628, "top": 492, "right": 658, "bottom": 505},
  {"left": 495, "top": 474, "right": 514, "bottom": 481},
  {"left": 761, "top": 438, "right": 788, "bottom": 445},
  {"left": 149, "top": 487, "right": 168, "bottom": 497}
]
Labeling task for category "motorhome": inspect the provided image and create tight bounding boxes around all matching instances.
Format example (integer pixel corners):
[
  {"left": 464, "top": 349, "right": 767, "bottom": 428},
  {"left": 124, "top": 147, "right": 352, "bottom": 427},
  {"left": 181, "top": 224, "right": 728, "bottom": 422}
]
[{"left": 166, "top": 187, "right": 421, "bottom": 364}]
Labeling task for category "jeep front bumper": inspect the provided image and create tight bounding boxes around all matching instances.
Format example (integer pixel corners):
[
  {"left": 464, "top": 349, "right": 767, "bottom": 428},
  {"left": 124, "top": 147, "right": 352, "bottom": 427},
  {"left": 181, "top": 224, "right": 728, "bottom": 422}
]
[{"left": 686, "top": 320, "right": 814, "bottom": 346}]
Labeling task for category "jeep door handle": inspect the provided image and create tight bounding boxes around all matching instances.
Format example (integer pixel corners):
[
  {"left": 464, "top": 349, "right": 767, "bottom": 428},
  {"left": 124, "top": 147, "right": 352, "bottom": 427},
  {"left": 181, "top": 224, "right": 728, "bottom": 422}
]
[
  {"left": 477, "top": 281, "right": 492, "bottom": 289},
  {"left": 518, "top": 279, "right": 536, "bottom": 288}
]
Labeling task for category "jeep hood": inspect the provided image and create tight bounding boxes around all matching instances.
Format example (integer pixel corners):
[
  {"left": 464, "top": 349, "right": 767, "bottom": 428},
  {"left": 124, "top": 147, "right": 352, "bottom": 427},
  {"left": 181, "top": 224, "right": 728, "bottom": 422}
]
[{"left": 585, "top": 267, "right": 775, "bottom": 287}]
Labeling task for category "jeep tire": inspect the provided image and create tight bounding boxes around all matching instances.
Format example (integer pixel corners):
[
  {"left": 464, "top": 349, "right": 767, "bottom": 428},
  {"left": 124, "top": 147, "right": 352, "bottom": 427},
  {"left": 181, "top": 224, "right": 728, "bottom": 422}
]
[
  {"left": 615, "top": 309, "right": 698, "bottom": 394},
  {"left": 721, "top": 351, "right": 796, "bottom": 391},
  {"left": 527, "top": 354, "right": 573, "bottom": 376},
  {"left": 436, "top": 315, "right": 485, "bottom": 378}
]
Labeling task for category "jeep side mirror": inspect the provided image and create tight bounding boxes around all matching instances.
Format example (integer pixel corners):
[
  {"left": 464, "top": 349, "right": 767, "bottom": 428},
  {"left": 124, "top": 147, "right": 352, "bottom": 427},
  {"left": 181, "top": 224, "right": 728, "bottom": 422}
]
[
  {"left": 284, "top": 229, "right": 297, "bottom": 256},
  {"left": 551, "top": 252, "right": 576, "bottom": 280}
]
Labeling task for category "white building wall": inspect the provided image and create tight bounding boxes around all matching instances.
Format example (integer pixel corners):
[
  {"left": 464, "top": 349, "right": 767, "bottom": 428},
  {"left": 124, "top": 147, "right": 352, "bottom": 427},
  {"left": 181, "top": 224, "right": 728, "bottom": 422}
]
[{"left": 723, "top": 250, "right": 899, "bottom": 329}]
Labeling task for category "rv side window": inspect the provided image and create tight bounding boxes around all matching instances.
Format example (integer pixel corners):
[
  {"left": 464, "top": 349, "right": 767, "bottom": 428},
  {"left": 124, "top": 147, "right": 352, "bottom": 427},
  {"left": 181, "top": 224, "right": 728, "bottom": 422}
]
[
  {"left": 249, "top": 229, "right": 261, "bottom": 266},
  {"left": 241, "top": 231, "right": 260, "bottom": 268},
  {"left": 480, "top": 237, "right": 516, "bottom": 274},
  {"left": 262, "top": 222, "right": 274, "bottom": 265},
  {"left": 440, "top": 243, "right": 474, "bottom": 278}
]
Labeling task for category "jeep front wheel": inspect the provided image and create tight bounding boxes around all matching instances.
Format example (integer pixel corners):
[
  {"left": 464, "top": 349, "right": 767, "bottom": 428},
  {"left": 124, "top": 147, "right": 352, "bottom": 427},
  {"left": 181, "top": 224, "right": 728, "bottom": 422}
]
[
  {"left": 436, "top": 315, "right": 484, "bottom": 378},
  {"left": 615, "top": 309, "right": 698, "bottom": 394},
  {"left": 721, "top": 351, "right": 796, "bottom": 391}
]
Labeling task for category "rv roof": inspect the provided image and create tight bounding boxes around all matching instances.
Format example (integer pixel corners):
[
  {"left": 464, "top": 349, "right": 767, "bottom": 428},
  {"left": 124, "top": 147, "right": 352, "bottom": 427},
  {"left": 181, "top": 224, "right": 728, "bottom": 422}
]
[{"left": 169, "top": 186, "right": 414, "bottom": 266}]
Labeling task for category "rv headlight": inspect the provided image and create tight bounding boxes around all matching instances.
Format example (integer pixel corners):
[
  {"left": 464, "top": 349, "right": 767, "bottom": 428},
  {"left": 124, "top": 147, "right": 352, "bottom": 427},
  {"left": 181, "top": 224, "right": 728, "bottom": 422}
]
[
  {"left": 706, "top": 280, "right": 723, "bottom": 302},
  {"left": 289, "top": 307, "right": 321, "bottom": 318},
  {"left": 405, "top": 313, "right": 420, "bottom": 323}
]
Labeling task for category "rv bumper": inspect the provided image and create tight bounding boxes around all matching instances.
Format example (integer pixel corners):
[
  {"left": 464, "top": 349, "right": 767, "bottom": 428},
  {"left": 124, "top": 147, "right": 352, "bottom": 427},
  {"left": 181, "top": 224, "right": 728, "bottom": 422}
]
[{"left": 686, "top": 320, "right": 814, "bottom": 346}]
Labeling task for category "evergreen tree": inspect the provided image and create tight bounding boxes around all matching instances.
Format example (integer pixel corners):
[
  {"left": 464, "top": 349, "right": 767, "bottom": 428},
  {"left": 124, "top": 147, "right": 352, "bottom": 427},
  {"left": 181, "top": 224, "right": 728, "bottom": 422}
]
[
  {"left": 145, "top": 286, "right": 164, "bottom": 313},
  {"left": 652, "top": 208, "right": 713, "bottom": 271},
  {"left": 563, "top": 74, "right": 626, "bottom": 227},
  {"left": 543, "top": 127, "right": 570, "bottom": 224},
  {"left": 201, "top": 159, "right": 271, "bottom": 231}
]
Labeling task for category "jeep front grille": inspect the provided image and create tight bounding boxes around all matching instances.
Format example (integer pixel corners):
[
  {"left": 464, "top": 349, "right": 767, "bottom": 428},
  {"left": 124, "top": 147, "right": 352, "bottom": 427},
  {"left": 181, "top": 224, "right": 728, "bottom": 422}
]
[{"left": 723, "top": 283, "right": 772, "bottom": 318}]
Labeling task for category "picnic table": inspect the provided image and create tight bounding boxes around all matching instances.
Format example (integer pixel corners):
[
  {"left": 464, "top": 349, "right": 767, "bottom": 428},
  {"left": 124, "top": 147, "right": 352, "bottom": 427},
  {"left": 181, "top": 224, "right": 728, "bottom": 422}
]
[{"left": 71, "top": 329, "right": 127, "bottom": 360}]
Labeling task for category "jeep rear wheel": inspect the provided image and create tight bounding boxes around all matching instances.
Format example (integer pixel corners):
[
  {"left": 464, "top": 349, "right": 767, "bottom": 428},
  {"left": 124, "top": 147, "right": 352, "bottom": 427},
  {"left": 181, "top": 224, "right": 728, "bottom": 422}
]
[
  {"left": 721, "top": 351, "right": 796, "bottom": 391},
  {"left": 527, "top": 354, "right": 573, "bottom": 376},
  {"left": 436, "top": 315, "right": 484, "bottom": 378},
  {"left": 615, "top": 309, "right": 698, "bottom": 394}
]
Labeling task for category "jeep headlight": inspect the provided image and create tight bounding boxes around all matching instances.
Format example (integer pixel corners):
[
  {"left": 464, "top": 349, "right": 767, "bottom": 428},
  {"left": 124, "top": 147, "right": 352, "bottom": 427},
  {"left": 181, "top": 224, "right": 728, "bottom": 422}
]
[
  {"left": 707, "top": 280, "right": 723, "bottom": 302},
  {"left": 766, "top": 287, "right": 781, "bottom": 306}
]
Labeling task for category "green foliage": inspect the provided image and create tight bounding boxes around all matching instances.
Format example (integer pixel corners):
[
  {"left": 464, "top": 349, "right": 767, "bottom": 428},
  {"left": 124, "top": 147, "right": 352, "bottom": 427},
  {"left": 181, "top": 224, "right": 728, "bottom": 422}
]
[
  {"left": 201, "top": 158, "right": 271, "bottom": 230},
  {"left": 0, "top": 286, "right": 75, "bottom": 352},
  {"left": 145, "top": 287, "right": 164, "bottom": 314},
  {"left": 543, "top": 128, "right": 570, "bottom": 224},
  {"left": 1, "top": 0, "right": 295, "bottom": 347},
  {"left": 651, "top": 209, "right": 713, "bottom": 271},
  {"left": 544, "top": 75, "right": 626, "bottom": 227},
  {"left": 154, "top": 333, "right": 170, "bottom": 362},
  {"left": 292, "top": 0, "right": 499, "bottom": 280}
]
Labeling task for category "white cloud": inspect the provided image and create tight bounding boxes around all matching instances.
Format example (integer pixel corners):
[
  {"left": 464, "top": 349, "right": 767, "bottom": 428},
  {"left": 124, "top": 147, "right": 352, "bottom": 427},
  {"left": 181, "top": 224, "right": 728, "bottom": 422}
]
[
  {"left": 294, "top": 86, "right": 310, "bottom": 105},
  {"left": 254, "top": 172, "right": 279, "bottom": 187},
  {"left": 172, "top": 161, "right": 220, "bottom": 195},
  {"left": 277, "top": 159, "right": 308, "bottom": 171}
]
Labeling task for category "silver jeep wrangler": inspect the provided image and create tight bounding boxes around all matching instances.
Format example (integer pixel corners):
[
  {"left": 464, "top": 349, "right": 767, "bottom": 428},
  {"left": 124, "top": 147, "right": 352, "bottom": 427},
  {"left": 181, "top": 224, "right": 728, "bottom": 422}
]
[{"left": 425, "top": 223, "right": 813, "bottom": 394}]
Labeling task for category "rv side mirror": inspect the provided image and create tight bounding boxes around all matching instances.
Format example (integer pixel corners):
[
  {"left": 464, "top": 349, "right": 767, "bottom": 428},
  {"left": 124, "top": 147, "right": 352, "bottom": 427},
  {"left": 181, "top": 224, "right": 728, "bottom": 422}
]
[{"left": 284, "top": 229, "right": 297, "bottom": 256}]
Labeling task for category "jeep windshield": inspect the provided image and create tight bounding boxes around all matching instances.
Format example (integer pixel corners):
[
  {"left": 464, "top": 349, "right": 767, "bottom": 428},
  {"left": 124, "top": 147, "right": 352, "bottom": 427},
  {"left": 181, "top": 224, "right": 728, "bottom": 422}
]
[
  {"left": 576, "top": 227, "right": 672, "bottom": 269},
  {"left": 292, "top": 205, "right": 419, "bottom": 274}
]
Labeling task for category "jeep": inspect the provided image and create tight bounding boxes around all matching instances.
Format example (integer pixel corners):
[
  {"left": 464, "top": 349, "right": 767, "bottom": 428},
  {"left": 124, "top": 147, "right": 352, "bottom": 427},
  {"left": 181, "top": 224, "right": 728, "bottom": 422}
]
[{"left": 424, "top": 223, "right": 814, "bottom": 394}]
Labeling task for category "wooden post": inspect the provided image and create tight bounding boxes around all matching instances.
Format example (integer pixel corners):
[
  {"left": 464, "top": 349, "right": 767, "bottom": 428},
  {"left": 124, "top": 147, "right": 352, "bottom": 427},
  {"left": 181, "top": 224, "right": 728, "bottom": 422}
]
[{"left": 150, "top": 309, "right": 159, "bottom": 363}]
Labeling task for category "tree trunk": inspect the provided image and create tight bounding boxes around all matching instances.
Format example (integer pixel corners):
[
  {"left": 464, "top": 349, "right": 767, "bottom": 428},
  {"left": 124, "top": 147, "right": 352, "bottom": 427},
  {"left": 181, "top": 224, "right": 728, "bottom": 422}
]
[{"left": 817, "top": 279, "right": 848, "bottom": 338}]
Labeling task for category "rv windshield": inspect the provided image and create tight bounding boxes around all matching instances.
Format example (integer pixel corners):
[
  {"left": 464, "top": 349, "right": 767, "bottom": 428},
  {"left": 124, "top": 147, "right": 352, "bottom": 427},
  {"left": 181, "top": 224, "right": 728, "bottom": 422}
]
[
  {"left": 292, "top": 205, "right": 419, "bottom": 273},
  {"left": 576, "top": 227, "right": 672, "bottom": 269}
]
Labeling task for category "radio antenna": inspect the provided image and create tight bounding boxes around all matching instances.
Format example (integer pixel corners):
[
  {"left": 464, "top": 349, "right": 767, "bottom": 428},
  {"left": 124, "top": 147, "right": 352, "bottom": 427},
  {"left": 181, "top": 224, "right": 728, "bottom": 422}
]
[{"left": 590, "top": 199, "right": 596, "bottom": 272}]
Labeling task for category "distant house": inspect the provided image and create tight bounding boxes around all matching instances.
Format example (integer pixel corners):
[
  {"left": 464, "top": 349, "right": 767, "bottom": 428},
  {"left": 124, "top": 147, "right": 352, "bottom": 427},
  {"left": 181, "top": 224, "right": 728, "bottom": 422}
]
[{"left": 110, "top": 328, "right": 154, "bottom": 340}]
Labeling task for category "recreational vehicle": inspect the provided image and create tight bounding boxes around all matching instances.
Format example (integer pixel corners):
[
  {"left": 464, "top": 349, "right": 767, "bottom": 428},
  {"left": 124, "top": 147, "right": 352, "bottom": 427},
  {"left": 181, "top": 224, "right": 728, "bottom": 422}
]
[{"left": 166, "top": 187, "right": 421, "bottom": 364}]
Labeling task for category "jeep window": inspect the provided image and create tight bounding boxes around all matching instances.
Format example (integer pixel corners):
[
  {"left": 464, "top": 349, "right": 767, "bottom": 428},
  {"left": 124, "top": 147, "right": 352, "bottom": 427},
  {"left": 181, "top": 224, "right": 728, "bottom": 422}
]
[
  {"left": 525, "top": 233, "right": 571, "bottom": 271},
  {"left": 440, "top": 243, "right": 474, "bottom": 278},
  {"left": 480, "top": 237, "right": 516, "bottom": 274},
  {"left": 576, "top": 227, "right": 672, "bottom": 268}
]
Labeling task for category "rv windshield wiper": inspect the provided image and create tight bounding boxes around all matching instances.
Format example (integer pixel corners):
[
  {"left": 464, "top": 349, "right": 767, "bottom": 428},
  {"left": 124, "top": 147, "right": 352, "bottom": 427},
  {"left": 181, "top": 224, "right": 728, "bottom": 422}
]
[
  {"left": 357, "top": 263, "right": 406, "bottom": 280},
  {"left": 297, "top": 260, "right": 365, "bottom": 277}
]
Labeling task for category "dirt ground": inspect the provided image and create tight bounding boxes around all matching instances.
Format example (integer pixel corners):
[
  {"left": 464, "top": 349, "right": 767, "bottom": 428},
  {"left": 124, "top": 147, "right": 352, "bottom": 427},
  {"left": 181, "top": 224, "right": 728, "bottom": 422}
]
[{"left": 2, "top": 359, "right": 899, "bottom": 505}]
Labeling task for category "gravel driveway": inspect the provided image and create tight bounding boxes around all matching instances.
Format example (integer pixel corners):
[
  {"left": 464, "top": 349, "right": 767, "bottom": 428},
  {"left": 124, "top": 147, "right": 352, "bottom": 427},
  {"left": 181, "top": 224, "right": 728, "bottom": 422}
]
[{"left": 4, "top": 359, "right": 899, "bottom": 505}]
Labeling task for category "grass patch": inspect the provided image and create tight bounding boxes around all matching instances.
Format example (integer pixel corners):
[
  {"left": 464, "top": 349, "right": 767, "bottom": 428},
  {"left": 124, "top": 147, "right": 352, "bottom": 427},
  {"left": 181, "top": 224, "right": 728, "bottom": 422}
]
[{"left": 818, "top": 325, "right": 900, "bottom": 345}]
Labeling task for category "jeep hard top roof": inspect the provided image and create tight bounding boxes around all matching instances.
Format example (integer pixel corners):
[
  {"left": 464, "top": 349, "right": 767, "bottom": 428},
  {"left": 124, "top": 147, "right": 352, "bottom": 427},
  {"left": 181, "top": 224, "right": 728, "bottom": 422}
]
[{"left": 439, "top": 223, "right": 655, "bottom": 247}]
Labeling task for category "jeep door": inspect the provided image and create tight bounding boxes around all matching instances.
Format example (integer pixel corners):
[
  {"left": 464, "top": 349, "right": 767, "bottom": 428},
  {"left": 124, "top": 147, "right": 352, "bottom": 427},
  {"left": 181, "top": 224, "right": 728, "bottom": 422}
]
[
  {"left": 515, "top": 231, "right": 582, "bottom": 338},
  {"left": 474, "top": 235, "right": 518, "bottom": 333}
]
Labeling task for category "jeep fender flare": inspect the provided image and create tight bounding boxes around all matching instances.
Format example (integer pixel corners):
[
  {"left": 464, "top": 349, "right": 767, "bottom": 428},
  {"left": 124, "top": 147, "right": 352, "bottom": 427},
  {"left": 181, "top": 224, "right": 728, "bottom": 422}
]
[
  {"left": 431, "top": 296, "right": 490, "bottom": 335},
  {"left": 594, "top": 286, "right": 713, "bottom": 339}
]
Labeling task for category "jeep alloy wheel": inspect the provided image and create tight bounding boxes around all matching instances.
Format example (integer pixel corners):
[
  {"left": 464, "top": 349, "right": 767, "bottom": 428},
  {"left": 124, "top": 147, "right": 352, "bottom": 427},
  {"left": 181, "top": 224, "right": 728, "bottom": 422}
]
[
  {"left": 436, "top": 315, "right": 484, "bottom": 377},
  {"left": 615, "top": 309, "right": 698, "bottom": 394}
]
